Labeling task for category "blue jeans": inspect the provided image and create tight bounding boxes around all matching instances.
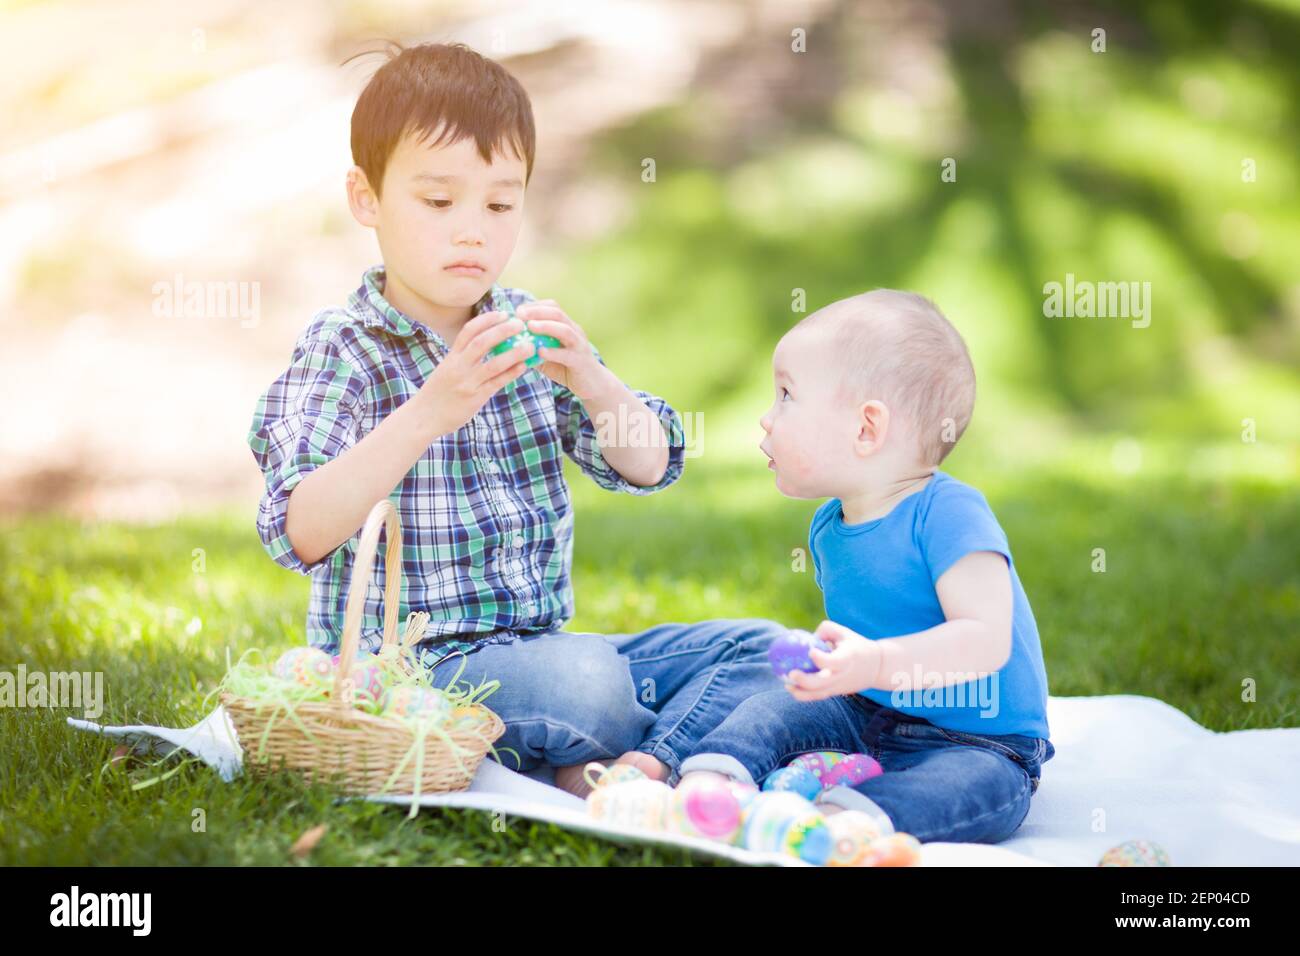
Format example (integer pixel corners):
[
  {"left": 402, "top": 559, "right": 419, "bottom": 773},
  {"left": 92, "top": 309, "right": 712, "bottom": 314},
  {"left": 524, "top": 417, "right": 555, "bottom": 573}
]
[
  {"left": 678, "top": 689, "right": 1056, "bottom": 844},
  {"left": 416, "top": 618, "right": 789, "bottom": 781}
]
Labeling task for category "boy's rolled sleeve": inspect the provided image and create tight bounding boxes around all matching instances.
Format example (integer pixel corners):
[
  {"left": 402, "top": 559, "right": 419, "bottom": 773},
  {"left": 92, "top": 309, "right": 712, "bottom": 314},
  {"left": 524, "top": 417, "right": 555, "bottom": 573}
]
[
  {"left": 554, "top": 356, "right": 687, "bottom": 496},
  {"left": 247, "top": 332, "right": 366, "bottom": 574}
]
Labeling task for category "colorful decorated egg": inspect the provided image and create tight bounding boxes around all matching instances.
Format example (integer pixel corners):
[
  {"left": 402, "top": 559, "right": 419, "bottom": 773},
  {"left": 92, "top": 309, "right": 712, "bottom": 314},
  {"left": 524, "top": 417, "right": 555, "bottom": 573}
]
[
  {"left": 768, "top": 628, "right": 831, "bottom": 680},
  {"left": 331, "top": 652, "right": 388, "bottom": 709},
  {"left": 667, "top": 774, "right": 744, "bottom": 843},
  {"left": 741, "top": 791, "right": 833, "bottom": 865},
  {"left": 787, "top": 751, "right": 848, "bottom": 779},
  {"left": 762, "top": 766, "right": 823, "bottom": 801},
  {"left": 586, "top": 778, "right": 673, "bottom": 831},
  {"left": 725, "top": 779, "right": 761, "bottom": 814},
  {"left": 446, "top": 703, "right": 493, "bottom": 734},
  {"left": 860, "top": 832, "right": 922, "bottom": 867},
  {"left": 584, "top": 762, "right": 649, "bottom": 791},
  {"left": 821, "top": 753, "right": 883, "bottom": 788},
  {"left": 825, "top": 810, "right": 890, "bottom": 866},
  {"left": 380, "top": 685, "right": 452, "bottom": 723},
  {"left": 271, "top": 647, "right": 334, "bottom": 694},
  {"left": 1098, "top": 839, "right": 1171, "bottom": 867}
]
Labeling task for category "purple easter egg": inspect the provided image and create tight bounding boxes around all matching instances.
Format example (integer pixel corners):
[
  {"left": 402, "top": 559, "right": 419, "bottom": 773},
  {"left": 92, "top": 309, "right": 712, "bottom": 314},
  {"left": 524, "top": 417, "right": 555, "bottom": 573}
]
[
  {"left": 768, "top": 629, "right": 831, "bottom": 679},
  {"left": 821, "top": 753, "right": 884, "bottom": 788}
]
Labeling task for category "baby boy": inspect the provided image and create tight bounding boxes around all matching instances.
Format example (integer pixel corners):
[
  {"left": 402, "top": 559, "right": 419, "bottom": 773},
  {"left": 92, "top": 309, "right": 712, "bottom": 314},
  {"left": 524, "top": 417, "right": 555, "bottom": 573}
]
[{"left": 671, "top": 290, "right": 1056, "bottom": 844}]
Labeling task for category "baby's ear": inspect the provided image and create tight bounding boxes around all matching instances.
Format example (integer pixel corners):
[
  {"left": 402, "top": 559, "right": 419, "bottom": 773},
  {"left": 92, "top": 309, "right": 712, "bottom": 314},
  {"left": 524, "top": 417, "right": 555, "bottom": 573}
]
[{"left": 855, "top": 399, "right": 891, "bottom": 453}]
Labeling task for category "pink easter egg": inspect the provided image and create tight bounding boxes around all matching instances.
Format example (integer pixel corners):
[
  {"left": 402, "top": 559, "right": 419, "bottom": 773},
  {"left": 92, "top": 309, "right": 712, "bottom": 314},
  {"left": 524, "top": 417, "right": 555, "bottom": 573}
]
[
  {"left": 821, "top": 753, "right": 883, "bottom": 788},
  {"left": 329, "top": 652, "right": 389, "bottom": 708},
  {"left": 670, "top": 775, "right": 743, "bottom": 843}
]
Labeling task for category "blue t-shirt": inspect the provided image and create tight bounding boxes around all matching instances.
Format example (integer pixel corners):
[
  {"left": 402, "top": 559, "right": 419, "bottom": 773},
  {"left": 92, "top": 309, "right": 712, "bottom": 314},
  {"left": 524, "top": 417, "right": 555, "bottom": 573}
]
[{"left": 809, "top": 471, "right": 1050, "bottom": 739}]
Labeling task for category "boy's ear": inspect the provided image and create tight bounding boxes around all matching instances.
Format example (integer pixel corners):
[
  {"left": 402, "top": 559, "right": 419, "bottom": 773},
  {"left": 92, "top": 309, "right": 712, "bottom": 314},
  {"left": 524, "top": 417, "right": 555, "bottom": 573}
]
[
  {"left": 346, "top": 165, "right": 381, "bottom": 227},
  {"left": 854, "top": 399, "right": 890, "bottom": 456}
]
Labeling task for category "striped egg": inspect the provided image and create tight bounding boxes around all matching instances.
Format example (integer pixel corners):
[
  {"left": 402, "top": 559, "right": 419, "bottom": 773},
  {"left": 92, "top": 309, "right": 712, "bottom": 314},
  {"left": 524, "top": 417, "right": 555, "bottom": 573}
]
[
  {"left": 742, "top": 791, "right": 833, "bottom": 865},
  {"left": 586, "top": 779, "right": 674, "bottom": 831}
]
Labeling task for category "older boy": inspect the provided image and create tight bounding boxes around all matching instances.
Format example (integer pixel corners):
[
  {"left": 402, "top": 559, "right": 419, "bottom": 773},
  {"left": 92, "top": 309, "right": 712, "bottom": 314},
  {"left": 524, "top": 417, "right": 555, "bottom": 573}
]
[{"left": 247, "top": 43, "right": 786, "bottom": 796}]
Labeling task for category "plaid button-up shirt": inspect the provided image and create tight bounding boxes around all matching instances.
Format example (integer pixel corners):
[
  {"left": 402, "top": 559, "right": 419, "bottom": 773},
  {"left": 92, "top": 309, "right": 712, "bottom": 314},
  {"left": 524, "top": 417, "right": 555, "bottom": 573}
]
[{"left": 247, "top": 265, "right": 686, "bottom": 661}]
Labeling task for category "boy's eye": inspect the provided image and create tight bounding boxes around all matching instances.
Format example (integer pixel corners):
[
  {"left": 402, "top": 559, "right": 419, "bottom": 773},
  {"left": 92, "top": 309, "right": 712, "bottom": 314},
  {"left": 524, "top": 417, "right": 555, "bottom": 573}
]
[
  {"left": 423, "top": 198, "right": 452, "bottom": 208},
  {"left": 781, "top": 387, "right": 791, "bottom": 401},
  {"left": 488, "top": 203, "right": 514, "bottom": 213}
]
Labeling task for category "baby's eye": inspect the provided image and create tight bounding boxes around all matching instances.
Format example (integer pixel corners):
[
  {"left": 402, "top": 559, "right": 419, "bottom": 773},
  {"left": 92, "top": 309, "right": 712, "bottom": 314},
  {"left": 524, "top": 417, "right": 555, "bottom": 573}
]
[
  {"left": 780, "top": 387, "right": 791, "bottom": 401},
  {"left": 488, "top": 203, "right": 514, "bottom": 213},
  {"left": 423, "top": 198, "right": 452, "bottom": 208}
]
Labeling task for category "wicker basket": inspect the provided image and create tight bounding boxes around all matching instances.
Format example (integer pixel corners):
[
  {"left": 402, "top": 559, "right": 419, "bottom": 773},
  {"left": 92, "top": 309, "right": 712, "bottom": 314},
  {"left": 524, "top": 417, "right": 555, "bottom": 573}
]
[{"left": 221, "top": 498, "right": 505, "bottom": 797}]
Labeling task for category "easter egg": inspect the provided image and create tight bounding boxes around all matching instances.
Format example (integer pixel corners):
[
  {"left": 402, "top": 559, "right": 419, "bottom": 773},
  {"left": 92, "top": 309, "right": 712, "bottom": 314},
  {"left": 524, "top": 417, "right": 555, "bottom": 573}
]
[
  {"left": 487, "top": 287, "right": 561, "bottom": 369},
  {"left": 768, "top": 628, "right": 831, "bottom": 680},
  {"left": 787, "top": 751, "right": 848, "bottom": 779},
  {"left": 446, "top": 703, "right": 493, "bottom": 734},
  {"left": 762, "top": 766, "right": 823, "bottom": 801},
  {"left": 742, "top": 791, "right": 833, "bottom": 865},
  {"left": 272, "top": 647, "right": 334, "bottom": 693},
  {"left": 725, "top": 779, "right": 761, "bottom": 814},
  {"left": 585, "top": 762, "right": 648, "bottom": 790},
  {"left": 1098, "top": 839, "right": 1172, "bottom": 867},
  {"left": 668, "top": 775, "right": 743, "bottom": 843},
  {"left": 820, "top": 753, "right": 883, "bottom": 788},
  {"left": 331, "top": 652, "right": 388, "bottom": 709},
  {"left": 490, "top": 329, "right": 562, "bottom": 369},
  {"left": 825, "top": 810, "right": 890, "bottom": 866},
  {"left": 860, "top": 832, "right": 922, "bottom": 867},
  {"left": 380, "top": 685, "right": 452, "bottom": 723},
  {"left": 586, "top": 778, "right": 673, "bottom": 831}
]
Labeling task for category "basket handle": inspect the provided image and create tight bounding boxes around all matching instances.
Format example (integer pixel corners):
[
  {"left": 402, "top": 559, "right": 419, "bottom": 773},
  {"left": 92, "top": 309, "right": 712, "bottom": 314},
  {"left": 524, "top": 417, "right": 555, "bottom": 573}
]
[{"left": 333, "top": 498, "right": 403, "bottom": 704}]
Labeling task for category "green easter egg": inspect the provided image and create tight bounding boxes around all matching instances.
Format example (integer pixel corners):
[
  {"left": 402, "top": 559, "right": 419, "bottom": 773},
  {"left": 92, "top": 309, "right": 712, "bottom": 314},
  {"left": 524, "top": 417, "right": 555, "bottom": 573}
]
[{"left": 491, "top": 330, "right": 561, "bottom": 368}]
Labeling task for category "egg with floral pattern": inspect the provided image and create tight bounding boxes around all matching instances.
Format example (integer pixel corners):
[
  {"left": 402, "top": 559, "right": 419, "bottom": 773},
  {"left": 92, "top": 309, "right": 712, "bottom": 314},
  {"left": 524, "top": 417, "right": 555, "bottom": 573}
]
[
  {"left": 330, "top": 652, "right": 388, "bottom": 709},
  {"left": 1098, "top": 839, "right": 1171, "bottom": 867},
  {"left": 380, "top": 685, "right": 452, "bottom": 723},
  {"left": 271, "top": 647, "right": 334, "bottom": 693}
]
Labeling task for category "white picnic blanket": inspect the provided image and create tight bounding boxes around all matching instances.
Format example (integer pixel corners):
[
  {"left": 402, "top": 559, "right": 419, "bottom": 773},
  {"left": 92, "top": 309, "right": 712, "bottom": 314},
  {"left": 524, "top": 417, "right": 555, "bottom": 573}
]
[{"left": 67, "top": 694, "right": 1300, "bottom": 866}]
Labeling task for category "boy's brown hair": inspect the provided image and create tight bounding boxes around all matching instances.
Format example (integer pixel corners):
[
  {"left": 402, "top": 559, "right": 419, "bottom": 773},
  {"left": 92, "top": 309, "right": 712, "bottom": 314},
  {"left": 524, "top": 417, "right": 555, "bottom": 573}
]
[{"left": 348, "top": 42, "right": 536, "bottom": 198}]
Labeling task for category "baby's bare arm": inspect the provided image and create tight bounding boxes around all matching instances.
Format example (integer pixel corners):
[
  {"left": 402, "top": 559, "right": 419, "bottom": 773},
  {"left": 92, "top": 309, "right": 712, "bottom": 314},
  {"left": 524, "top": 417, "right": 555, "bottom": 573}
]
[
  {"left": 788, "top": 551, "right": 1013, "bottom": 701},
  {"left": 869, "top": 551, "right": 1014, "bottom": 690}
]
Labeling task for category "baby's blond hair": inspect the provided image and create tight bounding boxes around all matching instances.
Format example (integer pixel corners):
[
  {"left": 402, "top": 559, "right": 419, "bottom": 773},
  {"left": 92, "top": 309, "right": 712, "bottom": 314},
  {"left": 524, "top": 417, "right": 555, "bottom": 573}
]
[{"left": 798, "top": 290, "right": 975, "bottom": 465}]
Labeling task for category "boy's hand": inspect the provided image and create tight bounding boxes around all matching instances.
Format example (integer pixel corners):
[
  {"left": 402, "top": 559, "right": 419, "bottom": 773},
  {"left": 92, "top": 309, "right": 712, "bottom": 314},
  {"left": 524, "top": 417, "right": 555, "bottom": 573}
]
[
  {"left": 786, "top": 620, "right": 884, "bottom": 701},
  {"left": 519, "top": 301, "right": 618, "bottom": 401},
  {"left": 418, "top": 310, "right": 532, "bottom": 435}
]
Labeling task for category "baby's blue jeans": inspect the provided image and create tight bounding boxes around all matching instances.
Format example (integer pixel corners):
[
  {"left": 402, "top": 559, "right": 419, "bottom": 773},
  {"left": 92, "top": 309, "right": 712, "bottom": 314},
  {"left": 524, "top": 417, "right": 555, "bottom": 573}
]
[
  {"left": 415, "top": 618, "right": 790, "bottom": 782},
  {"left": 679, "top": 689, "right": 1055, "bottom": 844}
]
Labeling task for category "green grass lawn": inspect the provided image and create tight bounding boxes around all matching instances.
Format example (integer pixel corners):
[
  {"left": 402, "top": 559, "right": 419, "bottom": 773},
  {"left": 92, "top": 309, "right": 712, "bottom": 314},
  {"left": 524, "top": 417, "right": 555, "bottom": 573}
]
[{"left": 2, "top": 452, "right": 1296, "bottom": 866}]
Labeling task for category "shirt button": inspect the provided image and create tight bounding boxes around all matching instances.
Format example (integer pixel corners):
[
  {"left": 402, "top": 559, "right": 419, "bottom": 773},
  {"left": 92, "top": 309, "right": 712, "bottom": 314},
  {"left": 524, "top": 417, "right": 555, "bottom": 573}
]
[{"left": 512, "top": 534, "right": 524, "bottom": 549}]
